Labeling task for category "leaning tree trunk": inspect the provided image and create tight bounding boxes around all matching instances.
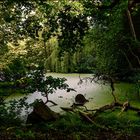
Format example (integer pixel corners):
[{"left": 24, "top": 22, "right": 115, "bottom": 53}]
[
  {"left": 127, "top": 9, "right": 137, "bottom": 40},
  {"left": 110, "top": 77, "right": 117, "bottom": 103},
  {"left": 126, "top": 9, "right": 140, "bottom": 66}
]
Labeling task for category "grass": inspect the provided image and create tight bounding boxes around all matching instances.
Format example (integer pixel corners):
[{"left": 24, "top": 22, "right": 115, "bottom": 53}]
[
  {"left": 1, "top": 102, "right": 140, "bottom": 139},
  {"left": 1, "top": 109, "right": 140, "bottom": 139},
  {"left": 29, "top": 110, "right": 140, "bottom": 139},
  {"left": 115, "top": 82, "right": 140, "bottom": 108},
  {"left": 95, "top": 109, "right": 140, "bottom": 134}
]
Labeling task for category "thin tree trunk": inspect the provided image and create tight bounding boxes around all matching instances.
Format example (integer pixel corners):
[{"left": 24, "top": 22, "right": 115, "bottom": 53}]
[
  {"left": 45, "top": 92, "right": 49, "bottom": 104},
  {"left": 43, "top": 40, "right": 48, "bottom": 59},
  {"left": 120, "top": 50, "right": 133, "bottom": 70},
  {"left": 44, "top": 91, "right": 57, "bottom": 105},
  {"left": 126, "top": 9, "right": 140, "bottom": 67},
  {"left": 126, "top": 9, "right": 137, "bottom": 40},
  {"left": 110, "top": 77, "right": 117, "bottom": 103}
]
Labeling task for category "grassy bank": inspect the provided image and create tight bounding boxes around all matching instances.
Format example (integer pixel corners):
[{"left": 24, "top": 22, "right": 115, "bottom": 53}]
[{"left": 1, "top": 109, "right": 140, "bottom": 140}]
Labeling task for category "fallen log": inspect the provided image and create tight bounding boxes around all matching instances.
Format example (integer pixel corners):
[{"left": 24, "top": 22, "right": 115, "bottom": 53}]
[
  {"left": 60, "top": 107, "right": 74, "bottom": 112},
  {"left": 79, "top": 111, "right": 109, "bottom": 131},
  {"left": 94, "top": 101, "right": 140, "bottom": 117}
]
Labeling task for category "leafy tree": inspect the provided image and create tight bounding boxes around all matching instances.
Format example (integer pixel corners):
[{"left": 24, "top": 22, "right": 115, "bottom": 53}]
[
  {"left": 16, "top": 65, "right": 74, "bottom": 105},
  {"left": 1, "top": 0, "right": 140, "bottom": 89}
]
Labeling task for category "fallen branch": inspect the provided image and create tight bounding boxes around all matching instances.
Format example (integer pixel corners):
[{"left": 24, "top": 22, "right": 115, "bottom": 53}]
[
  {"left": 60, "top": 107, "right": 74, "bottom": 112},
  {"left": 94, "top": 101, "right": 140, "bottom": 116},
  {"left": 79, "top": 111, "right": 109, "bottom": 131},
  {"left": 118, "top": 101, "right": 130, "bottom": 116},
  {"left": 47, "top": 100, "right": 57, "bottom": 106}
]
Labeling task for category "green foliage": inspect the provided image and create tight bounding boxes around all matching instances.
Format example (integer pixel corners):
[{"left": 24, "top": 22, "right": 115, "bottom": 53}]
[
  {"left": 23, "top": 65, "right": 74, "bottom": 103},
  {"left": 0, "top": 1, "right": 140, "bottom": 139},
  {"left": 58, "top": 5, "right": 88, "bottom": 54},
  {"left": 47, "top": 113, "right": 82, "bottom": 132},
  {"left": 0, "top": 97, "right": 29, "bottom": 127},
  {"left": 129, "top": 73, "right": 140, "bottom": 97},
  {"left": 44, "top": 113, "right": 96, "bottom": 134},
  {"left": 0, "top": 0, "right": 140, "bottom": 77},
  {"left": 84, "top": 1, "right": 135, "bottom": 76},
  {"left": 95, "top": 109, "right": 140, "bottom": 135},
  {"left": 15, "top": 130, "right": 35, "bottom": 139},
  {"left": 2, "top": 58, "right": 26, "bottom": 81}
]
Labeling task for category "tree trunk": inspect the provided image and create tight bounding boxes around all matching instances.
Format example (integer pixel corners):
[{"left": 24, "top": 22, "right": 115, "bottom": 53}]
[
  {"left": 126, "top": 9, "right": 137, "bottom": 40},
  {"left": 26, "top": 100, "right": 59, "bottom": 124}
]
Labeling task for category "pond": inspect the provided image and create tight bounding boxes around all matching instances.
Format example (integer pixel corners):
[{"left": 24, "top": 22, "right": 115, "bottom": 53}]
[
  {"left": 7, "top": 73, "right": 140, "bottom": 114},
  {"left": 26, "top": 73, "right": 112, "bottom": 113}
]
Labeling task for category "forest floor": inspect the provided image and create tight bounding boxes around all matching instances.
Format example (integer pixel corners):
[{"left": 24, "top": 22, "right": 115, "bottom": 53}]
[{"left": 1, "top": 108, "right": 140, "bottom": 140}]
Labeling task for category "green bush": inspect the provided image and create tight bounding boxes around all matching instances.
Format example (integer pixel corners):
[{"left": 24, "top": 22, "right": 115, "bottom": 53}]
[{"left": 0, "top": 97, "right": 29, "bottom": 127}]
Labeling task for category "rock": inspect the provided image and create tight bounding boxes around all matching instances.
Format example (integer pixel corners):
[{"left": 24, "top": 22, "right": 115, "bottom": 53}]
[
  {"left": 26, "top": 100, "right": 59, "bottom": 124},
  {"left": 75, "top": 94, "right": 89, "bottom": 105}
]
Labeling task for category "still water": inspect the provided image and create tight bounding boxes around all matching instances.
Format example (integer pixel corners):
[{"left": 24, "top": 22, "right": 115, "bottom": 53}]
[
  {"left": 26, "top": 73, "right": 113, "bottom": 113},
  {"left": 8, "top": 73, "right": 139, "bottom": 114}
]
